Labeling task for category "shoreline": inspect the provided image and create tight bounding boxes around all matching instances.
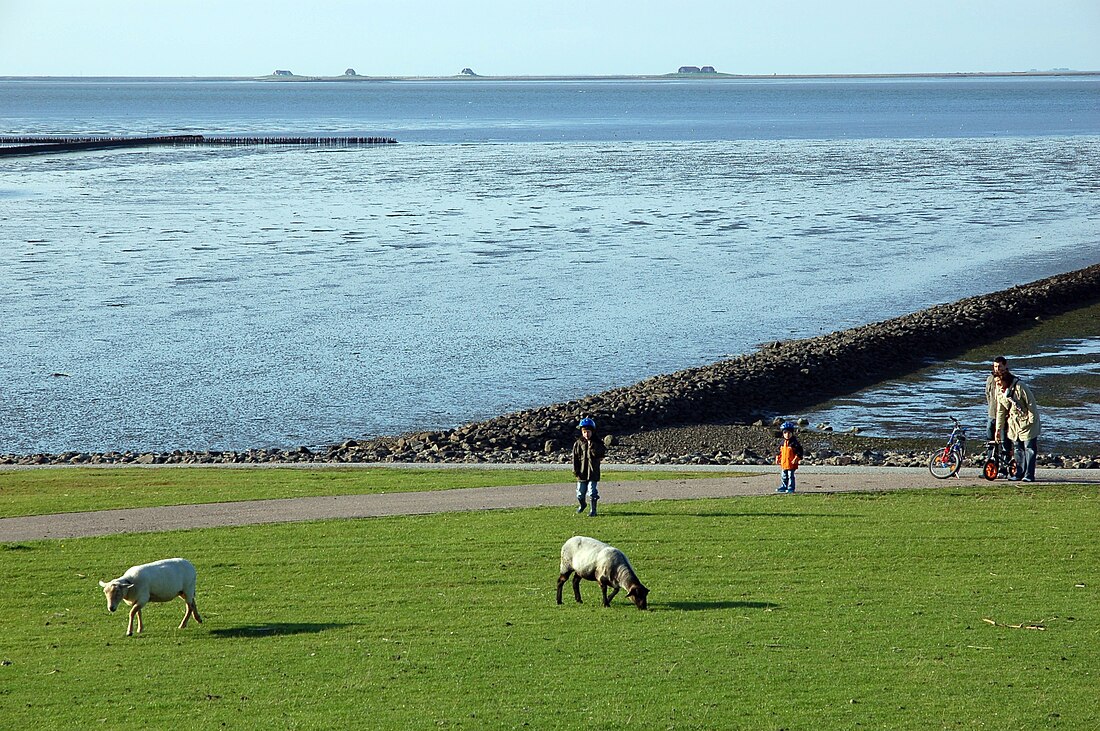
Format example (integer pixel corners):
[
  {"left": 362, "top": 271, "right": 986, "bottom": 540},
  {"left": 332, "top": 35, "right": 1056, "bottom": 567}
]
[
  {"left": 3, "top": 430, "right": 1097, "bottom": 471},
  {"left": 4, "top": 263, "right": 1099, "bottom": 471}
]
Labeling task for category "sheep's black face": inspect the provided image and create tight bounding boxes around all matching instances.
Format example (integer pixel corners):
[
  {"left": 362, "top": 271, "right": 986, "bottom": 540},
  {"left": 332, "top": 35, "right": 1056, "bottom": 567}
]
[{"left": 629, "top": 585, "right": 649, "bottom": 610}]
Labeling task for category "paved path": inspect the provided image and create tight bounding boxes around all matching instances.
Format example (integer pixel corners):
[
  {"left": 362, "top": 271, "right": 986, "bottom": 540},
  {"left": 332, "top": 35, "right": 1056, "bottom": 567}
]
[{"left": 1, "top": 465, "right": 1095, "bottom": 542}]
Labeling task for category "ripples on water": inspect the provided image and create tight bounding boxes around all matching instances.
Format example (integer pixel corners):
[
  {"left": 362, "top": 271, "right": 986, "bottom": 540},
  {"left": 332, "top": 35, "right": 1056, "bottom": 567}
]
[{"left": 3, "top": 133, "right": 1100, "bottom": 453}]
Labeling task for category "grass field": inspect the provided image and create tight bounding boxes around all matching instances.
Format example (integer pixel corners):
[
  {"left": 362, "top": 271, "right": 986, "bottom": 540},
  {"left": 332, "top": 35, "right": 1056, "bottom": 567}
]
[
  {"left": 0, "top": 467, "right": 739, "bottom": 518},
  {"left": 1, "top": 483, "right": 1097, "bottom": 729}
]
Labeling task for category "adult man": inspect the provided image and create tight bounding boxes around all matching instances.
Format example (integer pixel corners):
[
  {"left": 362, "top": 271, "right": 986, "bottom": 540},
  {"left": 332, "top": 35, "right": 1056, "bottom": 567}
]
[
  {"left": 985, "top": 356, "right": 1014, "bottom": 459},
  {"left": 994, "top": 363, "right": 1041, "bottom": 482}
]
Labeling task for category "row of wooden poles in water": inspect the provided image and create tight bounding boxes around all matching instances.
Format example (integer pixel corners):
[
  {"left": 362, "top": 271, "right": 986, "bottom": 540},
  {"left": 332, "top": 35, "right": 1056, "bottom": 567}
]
[{"left": 0, "top": 134, "right": 397, "bottom": 156}]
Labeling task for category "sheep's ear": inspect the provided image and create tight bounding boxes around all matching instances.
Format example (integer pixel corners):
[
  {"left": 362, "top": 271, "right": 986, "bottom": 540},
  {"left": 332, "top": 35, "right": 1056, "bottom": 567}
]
[{"left": 99, "top": 581, "right": 109, "bottom": 588}]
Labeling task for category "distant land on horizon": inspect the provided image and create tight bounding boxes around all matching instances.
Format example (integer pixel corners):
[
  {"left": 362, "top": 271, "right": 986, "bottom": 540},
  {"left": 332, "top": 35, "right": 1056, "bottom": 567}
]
[{"left": 2, "top": 69, "right": 1096, "bottom": 82}]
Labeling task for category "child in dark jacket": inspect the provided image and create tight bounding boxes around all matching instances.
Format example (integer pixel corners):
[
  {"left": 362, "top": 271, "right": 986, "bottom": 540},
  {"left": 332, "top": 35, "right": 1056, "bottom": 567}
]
[
  {"left": 572, "top": 417, "right": 606, "bottom": 516},
  {"left": 776, "top": 421, "right": 804, "bottom": 493}
]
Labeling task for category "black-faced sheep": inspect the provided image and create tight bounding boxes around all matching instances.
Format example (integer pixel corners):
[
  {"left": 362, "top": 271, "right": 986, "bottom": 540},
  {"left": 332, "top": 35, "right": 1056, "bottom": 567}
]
[
  {"left": 99, "top": 558, "right": 202, "bottom": 636},
  {"left": 557, "top": 536, "right": 649, "bottom": 610}
]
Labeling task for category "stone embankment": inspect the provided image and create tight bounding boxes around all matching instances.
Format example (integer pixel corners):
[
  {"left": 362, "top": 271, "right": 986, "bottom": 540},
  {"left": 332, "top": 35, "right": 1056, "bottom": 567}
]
[
  {"left": 6, "top": 429, "right": 1096, "bottom": 471},
  {"left": 3, "top": 263, "right": 1099, "bottom": 469}
]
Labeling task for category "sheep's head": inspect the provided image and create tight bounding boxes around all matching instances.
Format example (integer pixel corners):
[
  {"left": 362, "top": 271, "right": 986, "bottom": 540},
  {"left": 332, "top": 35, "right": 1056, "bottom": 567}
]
[
  {"left": 627, "top": 584, "right": 649, "bottom": 610},
  {"left": 99, "top": 579, "right": 131, "bottom": 612}
]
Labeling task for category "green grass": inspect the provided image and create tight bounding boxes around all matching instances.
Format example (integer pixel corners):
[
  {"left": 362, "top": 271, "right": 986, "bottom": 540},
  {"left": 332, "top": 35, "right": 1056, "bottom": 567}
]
[
  {"left": 0, "top": 467, "right": 742, "bottom": 518},
  {"left": 1, "top": 484, "right": 1097, "bottom": 729}
]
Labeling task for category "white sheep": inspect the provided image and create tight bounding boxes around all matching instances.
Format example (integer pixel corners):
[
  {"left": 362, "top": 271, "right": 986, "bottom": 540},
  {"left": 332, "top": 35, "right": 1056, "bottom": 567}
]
[
  {"left": 557, "top": 536, "right": 649, "bottom": 610},
  {"left": 98, "top": 558, "right": 202, "bottom": 636}
]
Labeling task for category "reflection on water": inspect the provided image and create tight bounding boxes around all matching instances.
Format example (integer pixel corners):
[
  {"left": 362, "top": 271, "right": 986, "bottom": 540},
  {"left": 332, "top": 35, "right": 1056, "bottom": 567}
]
[{"left": 801, "top": 313, "right": 1100, "bottom": 452}]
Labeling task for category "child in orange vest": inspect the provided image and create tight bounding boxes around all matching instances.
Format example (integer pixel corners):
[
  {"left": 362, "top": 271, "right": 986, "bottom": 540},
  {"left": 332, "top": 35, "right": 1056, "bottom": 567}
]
[{"left": 776, "top": 421, "right": 804, "bottom": 493}]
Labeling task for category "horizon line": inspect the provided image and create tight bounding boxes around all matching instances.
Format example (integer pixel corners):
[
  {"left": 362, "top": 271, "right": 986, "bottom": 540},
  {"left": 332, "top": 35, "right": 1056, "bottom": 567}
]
[{"left": 2, "top": 69, "right": 1097, "bottom": 82}]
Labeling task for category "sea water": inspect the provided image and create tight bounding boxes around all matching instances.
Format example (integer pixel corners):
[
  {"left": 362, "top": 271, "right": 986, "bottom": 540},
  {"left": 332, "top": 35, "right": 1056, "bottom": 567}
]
[{"left": 1, "top": 77, "right": 1098, "bottom": 453}]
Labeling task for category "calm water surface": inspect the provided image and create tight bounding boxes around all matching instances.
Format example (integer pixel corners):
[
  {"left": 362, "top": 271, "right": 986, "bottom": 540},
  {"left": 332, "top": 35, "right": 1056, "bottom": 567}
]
[{"left": 2, "top": 78, "right": 1098, "bottom": 453}]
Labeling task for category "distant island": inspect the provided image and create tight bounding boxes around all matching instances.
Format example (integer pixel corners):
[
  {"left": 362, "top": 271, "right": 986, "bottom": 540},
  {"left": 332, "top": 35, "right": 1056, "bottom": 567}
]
[
  {"left": 249, "top": 67, "right": 1096, "bottom": 82},
  {"left": 676, "top": 65, "right": 718, "bottom": 74}
]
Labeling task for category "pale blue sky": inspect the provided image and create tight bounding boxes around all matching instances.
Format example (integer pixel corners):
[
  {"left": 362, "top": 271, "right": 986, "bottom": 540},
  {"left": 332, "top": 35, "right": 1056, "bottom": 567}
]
[{"left": 1, "top": 0, "right": 1097, "bottom": 77}]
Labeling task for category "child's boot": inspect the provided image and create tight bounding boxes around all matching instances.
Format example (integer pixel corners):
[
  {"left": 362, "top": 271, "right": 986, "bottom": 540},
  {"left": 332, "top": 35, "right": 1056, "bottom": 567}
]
[
  {"left": 588, "top": 497, "right": 598, "bottom": 516},
  {"left": 576, "top": 497, "right": 587, "bottom": 514}
]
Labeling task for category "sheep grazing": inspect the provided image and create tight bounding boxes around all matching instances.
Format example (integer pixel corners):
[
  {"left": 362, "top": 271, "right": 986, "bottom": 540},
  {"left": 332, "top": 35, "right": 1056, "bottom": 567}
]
[
  {"left": 557, "top": 536, "right": 649, "bottom": 610},
  {"left": 99, "top": 558, "right": 202, "bottom": 636}
]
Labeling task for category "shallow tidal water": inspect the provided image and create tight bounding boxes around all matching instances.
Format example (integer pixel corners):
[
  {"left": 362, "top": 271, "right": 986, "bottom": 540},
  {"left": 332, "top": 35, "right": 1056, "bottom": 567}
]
[{"left": 2, "top": 78, "right": 1099, "bottom": 454}]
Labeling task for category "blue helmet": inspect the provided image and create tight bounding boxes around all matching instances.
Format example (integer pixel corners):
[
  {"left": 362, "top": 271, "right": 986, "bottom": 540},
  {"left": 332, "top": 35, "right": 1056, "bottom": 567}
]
[
  {"left": 578, "top": 417, "right": 596, "bottom": 429},
  {"left": 780, "top": 421, "right": 796, "bottom": 432}
]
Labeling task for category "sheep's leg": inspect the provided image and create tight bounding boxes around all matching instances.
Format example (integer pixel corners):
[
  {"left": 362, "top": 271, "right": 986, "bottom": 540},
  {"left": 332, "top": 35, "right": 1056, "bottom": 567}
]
[
  {"left": 177, "top": 593, "right": 190, "bottom": 628},
  {"left": 180, "top": 601, "right": 192, "bottom": 628},
  {"left": 572, "top": 574, "right": 583, "bottom": 604},
  {"left": 127, "top": 604, "right": 142, "bottom": 635},
  {"left": 556, "top": 572, "right": 571, "bottom": 605},
  {"left": 599, "top": 579, "right": 618, "bottom": 607},
  {"left": 178, "top": 592, "right": 202, "bottom": 628}
]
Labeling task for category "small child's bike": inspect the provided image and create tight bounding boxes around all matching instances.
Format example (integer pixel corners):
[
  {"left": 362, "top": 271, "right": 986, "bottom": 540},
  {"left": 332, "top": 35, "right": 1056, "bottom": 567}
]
[
  {"left": 929, "top": 416, "right": 967, "bottom": 479},
  {"left": 981, "top": 440, "right": 1018, "bottom": 481}
]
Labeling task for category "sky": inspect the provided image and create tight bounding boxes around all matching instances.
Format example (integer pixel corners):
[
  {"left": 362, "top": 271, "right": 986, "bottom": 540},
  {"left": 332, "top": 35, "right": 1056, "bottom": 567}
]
[{"left": 1, "top": 0, "right": 1098, "bottom": 77}]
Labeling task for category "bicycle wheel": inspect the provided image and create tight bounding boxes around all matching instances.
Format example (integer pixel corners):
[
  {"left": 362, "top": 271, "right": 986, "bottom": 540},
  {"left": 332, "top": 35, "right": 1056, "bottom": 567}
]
[
  {"left": 982, "top": 460, "right": 998, "bottom": 481},
  {"left": 929, "top": 449, "right": 961, "bottom": 479}
]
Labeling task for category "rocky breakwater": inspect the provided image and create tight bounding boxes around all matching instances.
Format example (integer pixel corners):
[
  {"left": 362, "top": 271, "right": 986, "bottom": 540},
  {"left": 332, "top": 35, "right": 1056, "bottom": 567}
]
[{"left": 324, "top": 262, "right": 1100, "bottom": 465}]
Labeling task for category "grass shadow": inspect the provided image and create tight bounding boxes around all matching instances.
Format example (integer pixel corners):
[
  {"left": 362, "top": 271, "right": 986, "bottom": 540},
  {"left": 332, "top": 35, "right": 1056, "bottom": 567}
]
[
  {"left": 210, "top": 622, "right": 354, "bottom": 638},
  {"left": 661, "top": 600, "right": 779, "bottom": 611}
]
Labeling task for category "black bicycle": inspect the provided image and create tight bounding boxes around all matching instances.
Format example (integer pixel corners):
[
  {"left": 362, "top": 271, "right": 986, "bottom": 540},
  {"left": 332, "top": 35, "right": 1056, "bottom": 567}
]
[{"left": 981, "top": 440, "right": 1019, "bottom": 481}]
